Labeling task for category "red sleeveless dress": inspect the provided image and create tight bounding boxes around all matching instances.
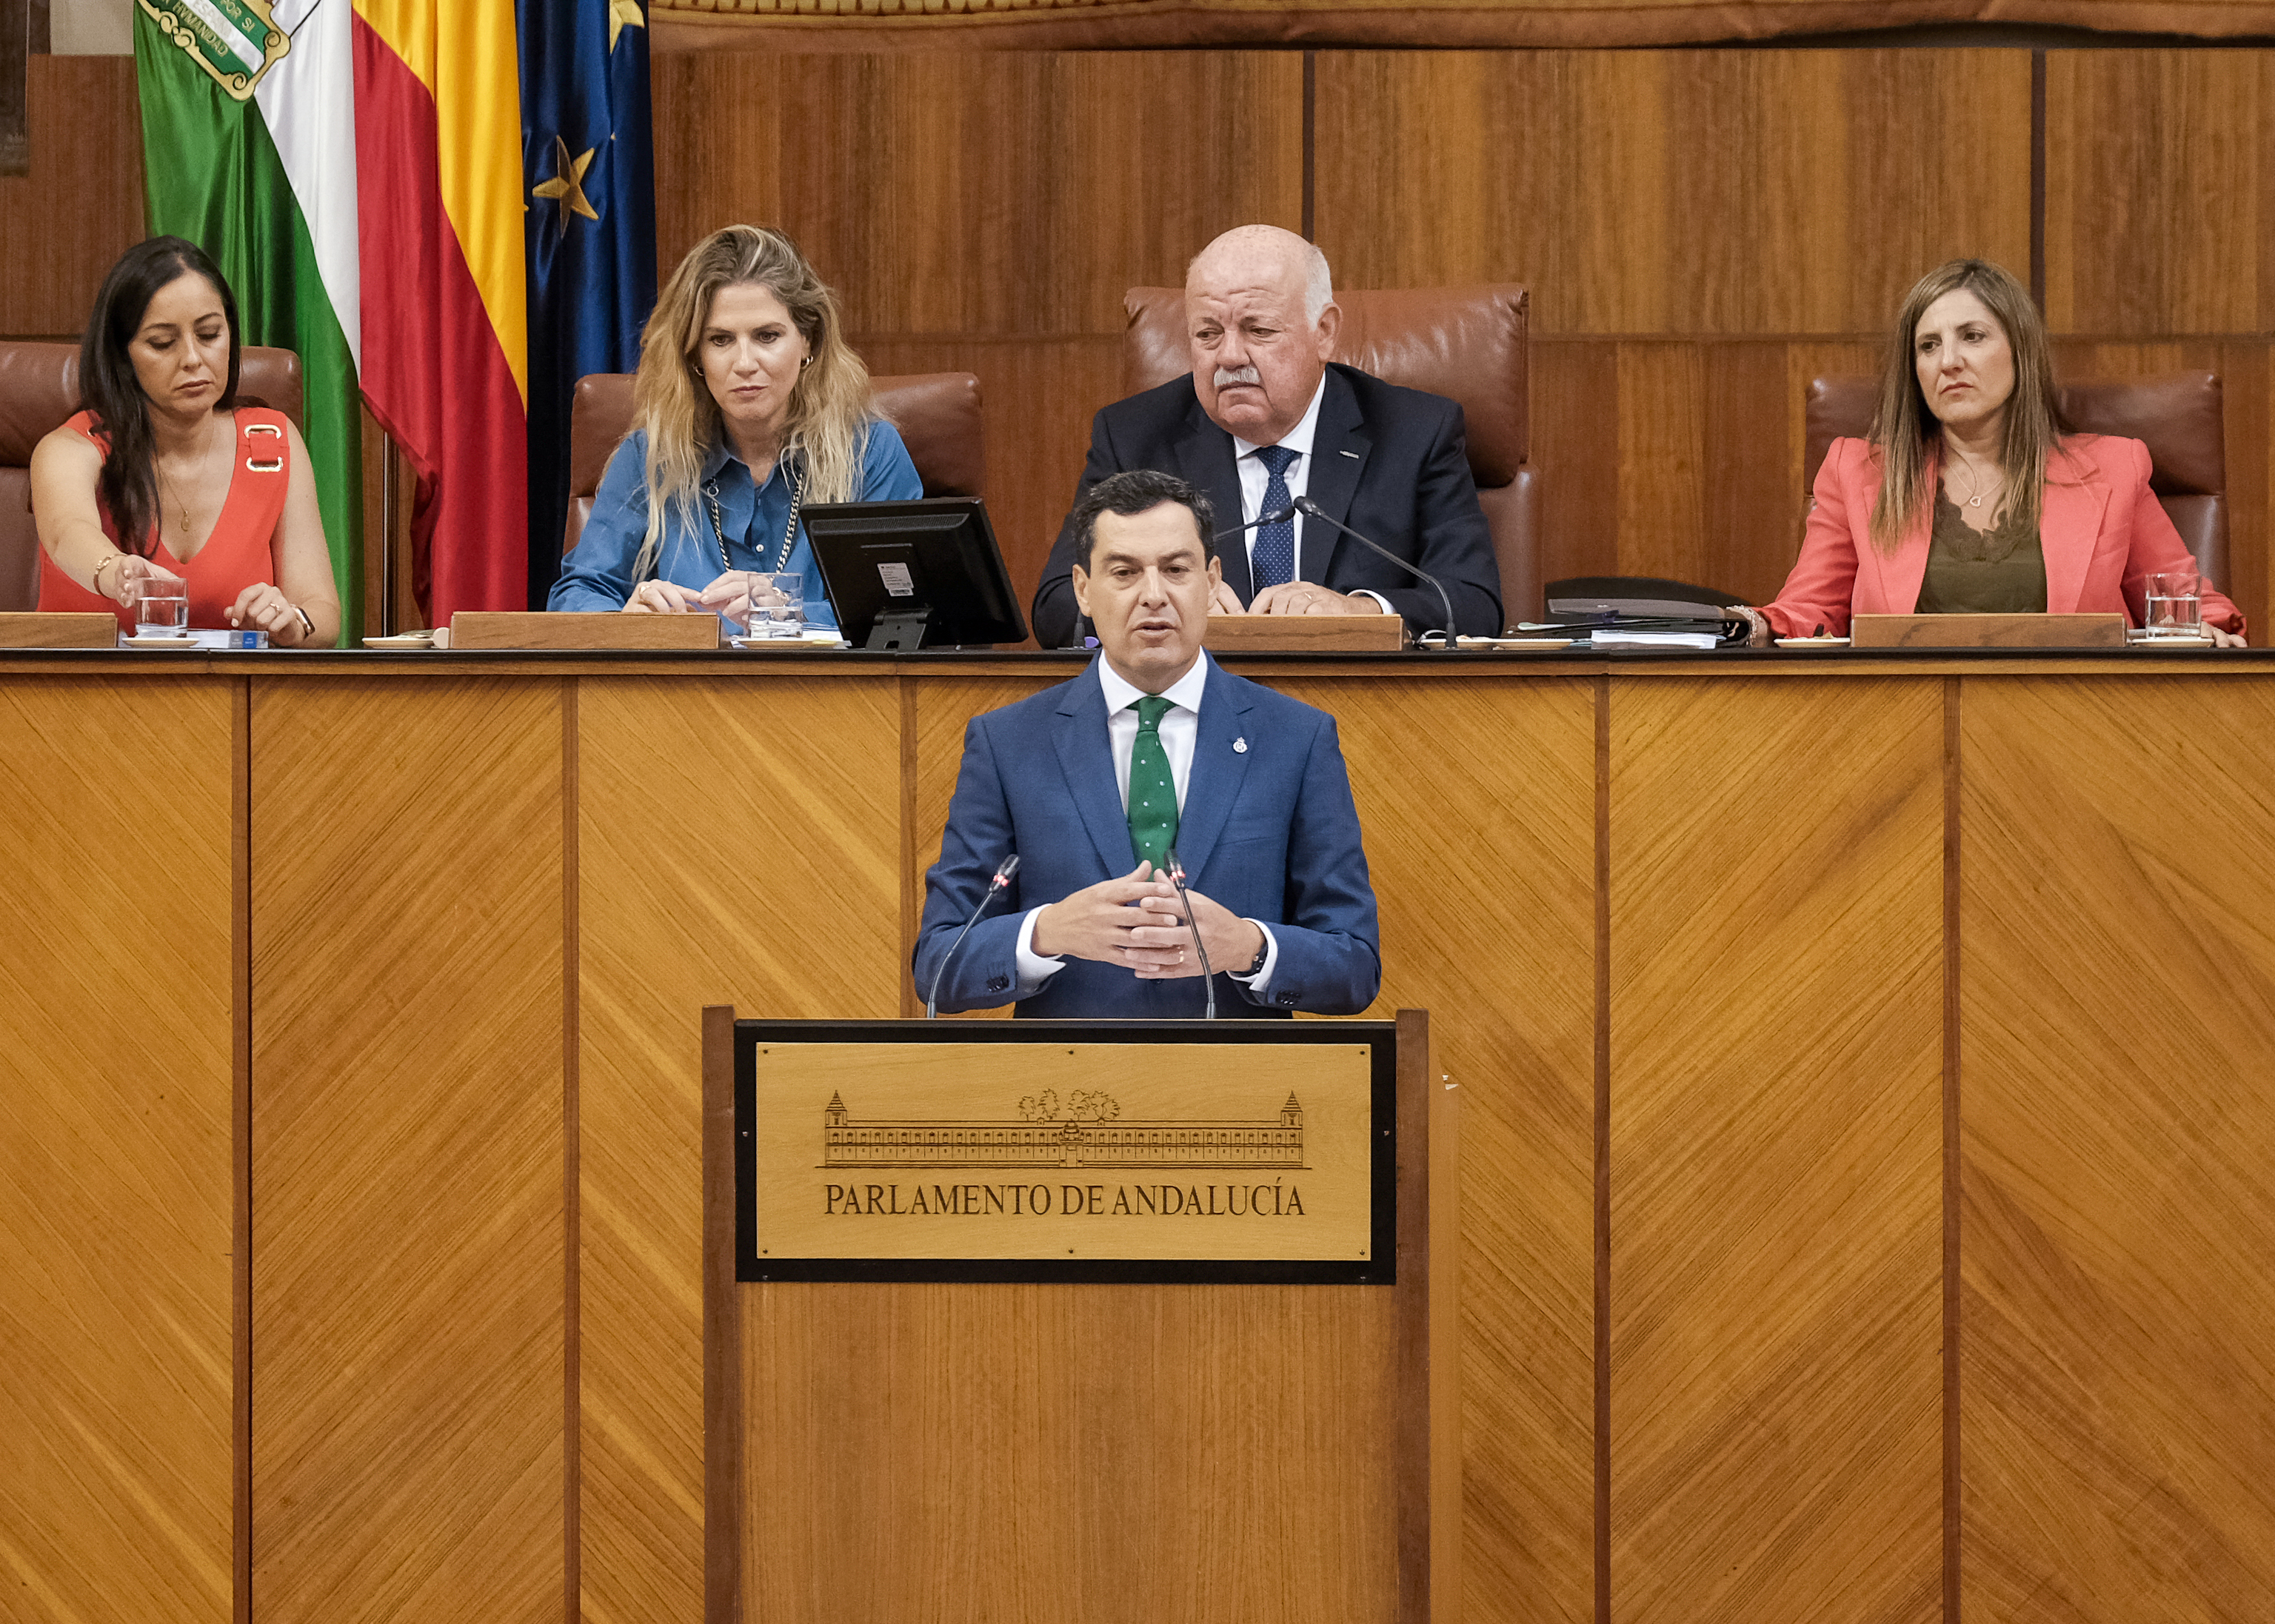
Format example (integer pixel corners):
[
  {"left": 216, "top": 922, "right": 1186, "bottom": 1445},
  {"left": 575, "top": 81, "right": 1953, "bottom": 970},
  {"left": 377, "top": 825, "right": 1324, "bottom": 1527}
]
[{"left": 39, "top": 408, "right": 293, "bottom": 632}]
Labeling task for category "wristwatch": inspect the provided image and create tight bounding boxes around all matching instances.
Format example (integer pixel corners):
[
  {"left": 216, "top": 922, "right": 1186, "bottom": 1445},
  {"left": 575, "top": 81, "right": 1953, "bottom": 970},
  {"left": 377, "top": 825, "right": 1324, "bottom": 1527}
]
[{"left": 1238, "top": 932, "right": 1269, "bottom": 977}]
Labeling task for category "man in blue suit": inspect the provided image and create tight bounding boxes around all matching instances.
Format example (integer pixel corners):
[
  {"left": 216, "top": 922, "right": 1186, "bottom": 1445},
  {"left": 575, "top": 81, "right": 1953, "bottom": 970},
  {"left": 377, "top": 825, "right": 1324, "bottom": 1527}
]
[{"left": 914, "top": 470, "right": 1380, "bottom": 1019}]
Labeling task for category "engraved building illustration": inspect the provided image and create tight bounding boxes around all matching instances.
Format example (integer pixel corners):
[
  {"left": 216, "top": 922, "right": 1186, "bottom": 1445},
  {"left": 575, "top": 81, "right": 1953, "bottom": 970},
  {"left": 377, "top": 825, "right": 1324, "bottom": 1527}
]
[{"left": 822, "top": 1091, "right": 1306, "bottom": 1169}]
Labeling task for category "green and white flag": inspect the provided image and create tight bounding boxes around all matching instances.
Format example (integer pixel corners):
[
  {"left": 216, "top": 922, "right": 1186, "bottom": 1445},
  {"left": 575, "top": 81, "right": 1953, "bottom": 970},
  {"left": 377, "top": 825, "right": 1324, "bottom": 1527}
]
[{"left": 135, "top": 0, "right": 360, "bottom": 639}]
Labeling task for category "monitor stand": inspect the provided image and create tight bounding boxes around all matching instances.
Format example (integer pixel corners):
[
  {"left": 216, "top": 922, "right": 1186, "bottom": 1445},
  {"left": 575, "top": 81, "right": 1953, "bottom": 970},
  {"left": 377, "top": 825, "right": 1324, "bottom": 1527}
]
[{"left": 864, "top": 609, "right": 933, "bottom": 650}]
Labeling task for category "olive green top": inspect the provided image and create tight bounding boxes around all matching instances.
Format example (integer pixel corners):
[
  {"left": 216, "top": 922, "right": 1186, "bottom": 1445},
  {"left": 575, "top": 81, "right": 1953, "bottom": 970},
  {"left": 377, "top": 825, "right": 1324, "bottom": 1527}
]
[{"left": 1913, "top": 486, "right": 2047, "bottom": 615}]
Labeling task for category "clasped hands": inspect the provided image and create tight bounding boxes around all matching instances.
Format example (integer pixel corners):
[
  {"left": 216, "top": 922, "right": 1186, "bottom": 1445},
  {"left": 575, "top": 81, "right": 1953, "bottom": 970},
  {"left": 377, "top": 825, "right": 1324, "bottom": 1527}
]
[
  {"left": 1031, "top": 861, "right": 1264, "bottom": 980},
  {"left": 624, "top": 570, "right": 792, "bottom": 626},
  {"left": 1208, "top": 578, "right": 1380, "bottom": 618}
]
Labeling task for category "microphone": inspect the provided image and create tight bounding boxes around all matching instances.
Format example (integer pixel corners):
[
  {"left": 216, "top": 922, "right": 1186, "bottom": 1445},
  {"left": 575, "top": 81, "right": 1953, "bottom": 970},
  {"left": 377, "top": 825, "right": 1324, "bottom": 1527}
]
[
  {"left": 925, "top": 854, "right": 1020, "bottom": 1018},
  {"left": 1292, "top": 495, "right": 1461, "bottom": 652},
  {"left": 1162, "top": 847, "right": 1215, "bottom": 1021},
  {"left": 1210, "top": 505, "right": 1294, "bottom": 548}
]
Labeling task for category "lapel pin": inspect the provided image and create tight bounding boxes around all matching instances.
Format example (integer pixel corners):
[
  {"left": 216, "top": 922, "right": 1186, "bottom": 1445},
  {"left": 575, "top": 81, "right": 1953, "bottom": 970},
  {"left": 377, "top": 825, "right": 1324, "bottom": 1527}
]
[
  {"left": 1233, "top": 738, "right": 1248, "bottom": 753},
  {"left": 1339, "top": 450, "right": 1360, "bottom": 459}
]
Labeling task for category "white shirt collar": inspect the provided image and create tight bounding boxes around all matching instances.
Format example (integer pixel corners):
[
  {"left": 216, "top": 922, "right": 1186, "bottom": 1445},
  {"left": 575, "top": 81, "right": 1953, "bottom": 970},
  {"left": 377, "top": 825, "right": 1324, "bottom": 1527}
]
[
  {"left": 1098, "top": 648, "right": 1212, "bottom": 715},
  {"left": 1230, "top": 371, "right": 1328, "bottom": 461}
]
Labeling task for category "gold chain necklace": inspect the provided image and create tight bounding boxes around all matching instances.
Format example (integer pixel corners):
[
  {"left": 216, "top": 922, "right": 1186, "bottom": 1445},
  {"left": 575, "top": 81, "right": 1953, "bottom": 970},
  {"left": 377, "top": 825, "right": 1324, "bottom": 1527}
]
[{"left": 158, "top": 412, "right": 222, "bottom": 537}]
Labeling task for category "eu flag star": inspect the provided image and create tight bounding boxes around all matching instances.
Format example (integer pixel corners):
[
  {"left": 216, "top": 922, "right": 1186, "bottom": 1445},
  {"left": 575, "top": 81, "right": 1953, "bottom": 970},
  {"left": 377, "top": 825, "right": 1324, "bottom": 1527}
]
[
  {"left": 532, "top": 135, "right": 600, "bottom": 235},
  {"left": 609, "top": 0, "right": 646, "bottom": 51}
]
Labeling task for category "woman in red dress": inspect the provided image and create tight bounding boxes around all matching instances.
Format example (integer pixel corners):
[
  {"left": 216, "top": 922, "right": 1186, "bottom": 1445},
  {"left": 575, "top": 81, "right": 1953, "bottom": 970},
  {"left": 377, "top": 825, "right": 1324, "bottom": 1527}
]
[{"left": 30, "top": 236, "right": 338, "bottom": 644}]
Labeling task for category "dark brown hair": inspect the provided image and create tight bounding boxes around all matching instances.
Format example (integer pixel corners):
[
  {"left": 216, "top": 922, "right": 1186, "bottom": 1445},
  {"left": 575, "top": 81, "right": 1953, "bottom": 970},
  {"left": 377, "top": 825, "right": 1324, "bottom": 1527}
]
[{"left": 80, "top": 236, "right": 241, "bottom": 554}]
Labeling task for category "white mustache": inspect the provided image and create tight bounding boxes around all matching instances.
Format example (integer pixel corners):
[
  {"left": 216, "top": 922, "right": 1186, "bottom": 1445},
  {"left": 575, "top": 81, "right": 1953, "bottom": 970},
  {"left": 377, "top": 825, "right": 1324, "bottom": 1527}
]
[{"left": 1212, "top": 365, "right": 1262, "bottom": 389}]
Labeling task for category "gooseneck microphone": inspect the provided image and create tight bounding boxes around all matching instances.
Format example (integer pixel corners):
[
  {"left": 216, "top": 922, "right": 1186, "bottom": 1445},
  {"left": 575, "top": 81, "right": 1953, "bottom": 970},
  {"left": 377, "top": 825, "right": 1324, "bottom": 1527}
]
[
  {"left": 925, "top": 854, "right": 1020, "bottom": 1019},
  {"left": 1163, "top": 847, "right": 1215, "bottom": 1021},
  {"left": 1291, "top": 495, "right": 1462, "bottom": 651},
  {"left": 1209, "top": 505, "right": 1295, "bottom": 549}
]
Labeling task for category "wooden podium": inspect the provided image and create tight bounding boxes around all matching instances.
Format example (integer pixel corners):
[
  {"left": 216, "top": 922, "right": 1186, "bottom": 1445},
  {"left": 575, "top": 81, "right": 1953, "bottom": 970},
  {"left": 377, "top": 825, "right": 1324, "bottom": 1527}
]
[{"left": 701, "top": 1008, "right": 1459, "bottom": 1623}]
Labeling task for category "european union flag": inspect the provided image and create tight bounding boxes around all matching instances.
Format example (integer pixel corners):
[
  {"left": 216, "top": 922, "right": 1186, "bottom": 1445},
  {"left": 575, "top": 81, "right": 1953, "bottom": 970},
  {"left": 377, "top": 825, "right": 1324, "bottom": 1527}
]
[{"left": 520, "top": 0, "right": 657, "bottom": 608}]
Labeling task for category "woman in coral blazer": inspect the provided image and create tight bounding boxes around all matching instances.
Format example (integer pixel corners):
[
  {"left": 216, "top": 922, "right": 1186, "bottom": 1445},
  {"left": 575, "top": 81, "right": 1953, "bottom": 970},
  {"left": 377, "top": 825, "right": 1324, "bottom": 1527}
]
[{"left": 1742, "top": 258, "right": 2245, "bottom": 646}]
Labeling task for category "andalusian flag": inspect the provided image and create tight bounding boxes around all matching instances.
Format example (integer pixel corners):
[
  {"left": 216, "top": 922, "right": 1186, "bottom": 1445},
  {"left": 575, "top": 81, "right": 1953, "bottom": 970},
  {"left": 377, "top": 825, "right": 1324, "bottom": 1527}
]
[
  {"left": 135, "top": 0, "right": 363, "bottom": 641},
  {"left": 353, "top": 0, "right": 528, "bottom": 621}
]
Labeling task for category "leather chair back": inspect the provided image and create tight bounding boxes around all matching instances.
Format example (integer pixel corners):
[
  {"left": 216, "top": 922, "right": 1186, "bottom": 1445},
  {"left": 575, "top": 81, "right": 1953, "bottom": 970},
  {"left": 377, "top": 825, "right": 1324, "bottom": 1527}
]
[
  {"left": 564, "top": 371, "right": 986, "bottom": 553},
  {"left": 1803, "top": 371, "right": 2228, "bottom": 590},
  {"left": 1123, "top": 285, "right": 1536, "bottom": 629},
  {"left": 1, "top": 340, "right": 304, "bottom": 612}
]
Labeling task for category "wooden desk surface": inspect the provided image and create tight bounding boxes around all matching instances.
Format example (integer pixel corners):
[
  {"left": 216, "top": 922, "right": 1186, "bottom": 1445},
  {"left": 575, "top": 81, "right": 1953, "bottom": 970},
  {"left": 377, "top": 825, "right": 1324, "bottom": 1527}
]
[{"left": 4, "top": 656, "right": 2271, "bottom": 1623}]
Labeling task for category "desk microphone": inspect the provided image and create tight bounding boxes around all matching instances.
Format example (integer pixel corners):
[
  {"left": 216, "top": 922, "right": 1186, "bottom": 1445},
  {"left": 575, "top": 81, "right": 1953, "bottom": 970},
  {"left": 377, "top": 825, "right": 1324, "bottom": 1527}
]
[
  {"left": 1162, "top": 848, "right": 1215, "bottom": 1020},
  {"left": 1210, "top": 505, "right": 1294, "bottom": 549},
  {"left": 1292, "top": 495, "right": 1461, "bottom": 651},
  {"left": 925, "top": 854, "right": 1020, "bottom": 1018}
]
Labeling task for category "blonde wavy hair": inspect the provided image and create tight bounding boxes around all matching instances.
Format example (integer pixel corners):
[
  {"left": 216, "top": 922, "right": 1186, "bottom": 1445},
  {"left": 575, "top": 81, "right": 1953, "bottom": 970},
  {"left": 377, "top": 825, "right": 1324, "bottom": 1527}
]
[
  {"left": 623, "top": 225, "right": 875, "bottom": 575},
  {"left": 1867, "top": 258, "right": 2072, "bottom": 552}
]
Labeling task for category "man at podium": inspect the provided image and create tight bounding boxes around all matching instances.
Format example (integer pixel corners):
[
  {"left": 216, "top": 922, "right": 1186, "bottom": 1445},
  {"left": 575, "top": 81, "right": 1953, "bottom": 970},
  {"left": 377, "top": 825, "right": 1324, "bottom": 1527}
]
[{"left": 915, "top": 470, "right": 1381, "bottom": 1019}]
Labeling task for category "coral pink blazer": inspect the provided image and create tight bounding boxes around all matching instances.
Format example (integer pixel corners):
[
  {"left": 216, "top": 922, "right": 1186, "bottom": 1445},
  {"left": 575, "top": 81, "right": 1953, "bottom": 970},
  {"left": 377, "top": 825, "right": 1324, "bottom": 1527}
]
[{"left": 1763, "top": 434, "right": 2244, "bottom": 638}]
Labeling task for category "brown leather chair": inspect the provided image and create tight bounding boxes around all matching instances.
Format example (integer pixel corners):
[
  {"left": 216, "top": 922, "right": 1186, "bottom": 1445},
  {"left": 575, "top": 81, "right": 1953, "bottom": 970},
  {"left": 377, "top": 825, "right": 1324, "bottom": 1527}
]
[
  {"left": 1804, "top": 371, "right": 2228, "bottom": 592},
  {"left": 1123, "top": 286, "right": 1536, "bottom": 629},
  {"left": 562, "top": 371, "right": 986, "bottom": 553},
  {"left": 0, "top": 340, "right": 305, "bottom": 612}
]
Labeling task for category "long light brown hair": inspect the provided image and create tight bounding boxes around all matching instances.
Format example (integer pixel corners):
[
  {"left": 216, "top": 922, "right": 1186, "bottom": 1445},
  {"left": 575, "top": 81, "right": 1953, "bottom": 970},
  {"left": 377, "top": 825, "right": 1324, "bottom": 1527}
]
[
  {"left": 1867, "top": 258, "right": 2071, "bottom": 552},
  {"left": 621, "top": 225, "right": 875, "bottom": 574}
]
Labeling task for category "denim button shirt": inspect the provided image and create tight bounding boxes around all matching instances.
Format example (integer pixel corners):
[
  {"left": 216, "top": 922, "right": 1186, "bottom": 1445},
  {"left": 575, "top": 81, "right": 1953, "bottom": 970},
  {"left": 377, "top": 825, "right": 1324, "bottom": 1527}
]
[{"left": 547, "top": 420, "right": 923, "bottom": 629}]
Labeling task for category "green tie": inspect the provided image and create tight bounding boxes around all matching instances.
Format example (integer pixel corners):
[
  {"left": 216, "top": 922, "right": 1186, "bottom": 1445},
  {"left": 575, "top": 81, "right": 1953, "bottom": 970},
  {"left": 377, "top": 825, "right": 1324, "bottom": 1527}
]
[{"left": 1126, "top": 695, "right": 1178, "bottom": 868}]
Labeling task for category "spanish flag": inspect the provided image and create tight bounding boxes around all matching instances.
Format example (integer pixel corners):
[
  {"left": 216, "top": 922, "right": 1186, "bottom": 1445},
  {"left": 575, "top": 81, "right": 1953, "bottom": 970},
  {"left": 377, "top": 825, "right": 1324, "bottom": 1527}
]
[{"left": 352, "top": 0, "right": 527, "bottom": 621}]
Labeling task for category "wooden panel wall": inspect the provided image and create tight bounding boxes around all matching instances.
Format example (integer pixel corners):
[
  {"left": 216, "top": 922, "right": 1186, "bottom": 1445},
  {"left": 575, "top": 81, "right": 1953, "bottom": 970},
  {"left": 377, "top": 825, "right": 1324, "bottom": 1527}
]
[
  {"left": 0, "top": 54, "right": 142, "bottom": 338},
  {"left": 0, "top": 677, "right": 235, "bottom": 1624},
  {"left": 249, "top": 679, "right": 567, "bottom": 1624},
  {"left": 1960, "top": 678, "right": 2275, "bottom": 1620},
  {"left": 575, "top": 676, "right": 903, "bottom": 1624}
]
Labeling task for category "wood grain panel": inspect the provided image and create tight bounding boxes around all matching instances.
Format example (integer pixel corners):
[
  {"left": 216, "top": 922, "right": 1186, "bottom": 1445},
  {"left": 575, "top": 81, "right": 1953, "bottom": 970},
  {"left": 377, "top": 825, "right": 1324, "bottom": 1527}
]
[
  {"left": 742, "top": 1280, "right": 1399, "bottom": 1623},
  {"left": 0, "top": 677, "right": 234, "bottom": 1623},
  {"left": 1314, "top": 51, "right": 2032, "bottom": 336},
  {"left": 652, "top": 52, "right": 1303, "bottom": 338},
  {"left": 856, "top": 335, "right": 1120, "bottom": 635},
  {"left": 2045, "top": 53, "right": 2275, "bottom": 336},
  {"left": 1279, "top": 675, "right": 1597, "bottom": 1624},
  {"left": 250, "top": 678, "right": 564, "bottom": 1624},
  {"left": 1608, "top": 677, "right": 1943, "bottom": 1623},
  {"left": 1532, "top": 337, "right": 1876, "bottom": 604},
  {"left": 2049, "top": 339, "right": 2272, "bottom": 645},
  {"left": 578, "top": 675, "right": 901, "bottom": 1624},
  {"left": 1960, "top": 676, "right": 2275, "bottom": 1621},
  {"left": 0, "top": 55, "right": 143, "bottom": 338}
]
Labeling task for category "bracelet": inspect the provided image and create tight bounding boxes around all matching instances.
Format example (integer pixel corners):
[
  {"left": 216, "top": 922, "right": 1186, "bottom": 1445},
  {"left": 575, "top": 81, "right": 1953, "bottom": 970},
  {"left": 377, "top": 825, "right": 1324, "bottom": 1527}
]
[
  {"left": 290, "top": 604, "right": 315, "bottom": 641},
  {"left": 92, "top": 552, "right": 127, "bottom": 595}
]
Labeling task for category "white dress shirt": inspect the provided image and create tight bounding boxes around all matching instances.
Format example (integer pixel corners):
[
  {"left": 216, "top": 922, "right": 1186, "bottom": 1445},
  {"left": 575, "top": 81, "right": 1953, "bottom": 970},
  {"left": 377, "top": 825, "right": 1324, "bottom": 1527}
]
[
  {"left": 1015, "top": 652, "right": 1280, "bottom": 994},
  {"left": 1229, "top": 372, "right": 1388, "bottom": 611}
]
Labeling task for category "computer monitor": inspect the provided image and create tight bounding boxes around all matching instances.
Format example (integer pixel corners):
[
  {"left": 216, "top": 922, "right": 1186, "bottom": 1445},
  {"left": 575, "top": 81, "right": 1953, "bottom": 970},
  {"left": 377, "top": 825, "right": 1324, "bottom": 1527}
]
[{"left": 803, "top": 498, "right": 1030, "bottom": 650}]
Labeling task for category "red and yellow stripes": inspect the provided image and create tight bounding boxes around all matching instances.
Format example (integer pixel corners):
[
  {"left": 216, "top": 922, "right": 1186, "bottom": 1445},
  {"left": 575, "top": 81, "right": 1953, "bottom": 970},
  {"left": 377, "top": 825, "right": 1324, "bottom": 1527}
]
[{"left": 352, "top": 0, "right": 528, "bottom": 618}]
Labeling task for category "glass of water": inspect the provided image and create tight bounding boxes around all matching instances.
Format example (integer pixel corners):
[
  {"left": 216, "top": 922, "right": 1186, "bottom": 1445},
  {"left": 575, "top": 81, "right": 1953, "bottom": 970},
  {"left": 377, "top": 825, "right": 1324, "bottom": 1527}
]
[
  {"left": 133, "top": 577, "right": 190, "bottom": 637},
  {"left": 741, "top": 572, "right": 806, "bottom": 639},
  {"left": 2144, "top": 570, "right": 2203, "bottom": 638}
]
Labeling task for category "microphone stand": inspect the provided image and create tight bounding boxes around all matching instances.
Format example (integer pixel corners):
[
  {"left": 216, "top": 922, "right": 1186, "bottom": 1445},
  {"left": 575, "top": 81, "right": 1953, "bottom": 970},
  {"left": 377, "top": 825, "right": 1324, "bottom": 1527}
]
[
  {"left": 925, "top": 855, "right": 1020, "bottom": 1018},
  {"left": 1163, "top": 848, "right": 1215, "bottom": 1020},
  {"left": 1292, "top": 495, "right": 1462, "bottom": 651}
]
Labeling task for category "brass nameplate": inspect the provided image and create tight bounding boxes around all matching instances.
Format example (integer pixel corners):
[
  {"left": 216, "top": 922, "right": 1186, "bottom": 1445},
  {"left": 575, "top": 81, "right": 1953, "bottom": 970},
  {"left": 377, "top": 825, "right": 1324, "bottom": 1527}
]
[
  {"left": 1851, "top": 612, "right": 2126, "bottom": 649},
  {"left": 1203, "top": 613, "right": 1404, "bottom": 652},
  {"left": 448, "top": 611, "right": 721, "bottom": 650},
  {"left": 737, "top": 1026, "right": 1394, "bottom": 1283}
]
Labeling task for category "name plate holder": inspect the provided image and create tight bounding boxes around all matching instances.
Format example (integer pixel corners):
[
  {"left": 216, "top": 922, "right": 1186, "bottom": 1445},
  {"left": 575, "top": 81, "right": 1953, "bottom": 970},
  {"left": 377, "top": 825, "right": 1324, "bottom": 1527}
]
[
  {"left": 1851, "top": 612, "right": 2127, "bottom": 649},
  {"left": 448, "top": 610, "right": 721, "bottom": 650},
  {"left": 0, "top": 612, "right": 118, "bottom": 649},
  {"left": 701, "top": 1008, "right": 1459, "bottom": 1623},
  {"left": 1202, "top": 612, "right": 1406, "bottom": 653}
]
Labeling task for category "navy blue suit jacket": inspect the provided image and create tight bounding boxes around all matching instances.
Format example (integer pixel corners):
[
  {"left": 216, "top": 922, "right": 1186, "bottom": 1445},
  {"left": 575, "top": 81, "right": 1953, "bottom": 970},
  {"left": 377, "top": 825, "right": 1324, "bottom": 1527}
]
[
  {"left": 1031, "top": 362, "right": 1503, "bottom": 647},
  {"left": 912, "top": 656, "right": 1381, "bottom": 1019}
]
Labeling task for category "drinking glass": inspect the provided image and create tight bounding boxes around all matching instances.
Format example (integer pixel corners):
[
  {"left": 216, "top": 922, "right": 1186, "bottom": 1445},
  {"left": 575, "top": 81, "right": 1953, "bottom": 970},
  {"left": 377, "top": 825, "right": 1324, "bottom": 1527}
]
[
  {"left": 133, "top": 578, "right": 190, "bottom": 638},
  {"left": 741, "top": 572, "right": 806, "bottom": 639},
  {"left": 2144, "top": 570, "right": 2203, "bottom": 638}
]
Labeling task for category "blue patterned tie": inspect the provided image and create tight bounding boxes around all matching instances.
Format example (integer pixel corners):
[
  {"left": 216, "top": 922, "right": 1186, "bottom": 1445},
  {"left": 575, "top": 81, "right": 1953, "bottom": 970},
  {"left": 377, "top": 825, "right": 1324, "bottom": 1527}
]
[{"left": 1250, "top": 444, "right": 1299, "bottom": 590}]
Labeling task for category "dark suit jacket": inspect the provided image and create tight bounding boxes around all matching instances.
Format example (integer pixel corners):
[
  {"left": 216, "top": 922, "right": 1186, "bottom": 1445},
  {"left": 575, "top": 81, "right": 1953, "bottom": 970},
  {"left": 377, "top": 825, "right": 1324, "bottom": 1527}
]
[
  {"left": 1031, "top": 363, "right": 1503, "bottom": 647},
  {"left": 912, "top": 655, "right": 1381, "bottom": 1019}
]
